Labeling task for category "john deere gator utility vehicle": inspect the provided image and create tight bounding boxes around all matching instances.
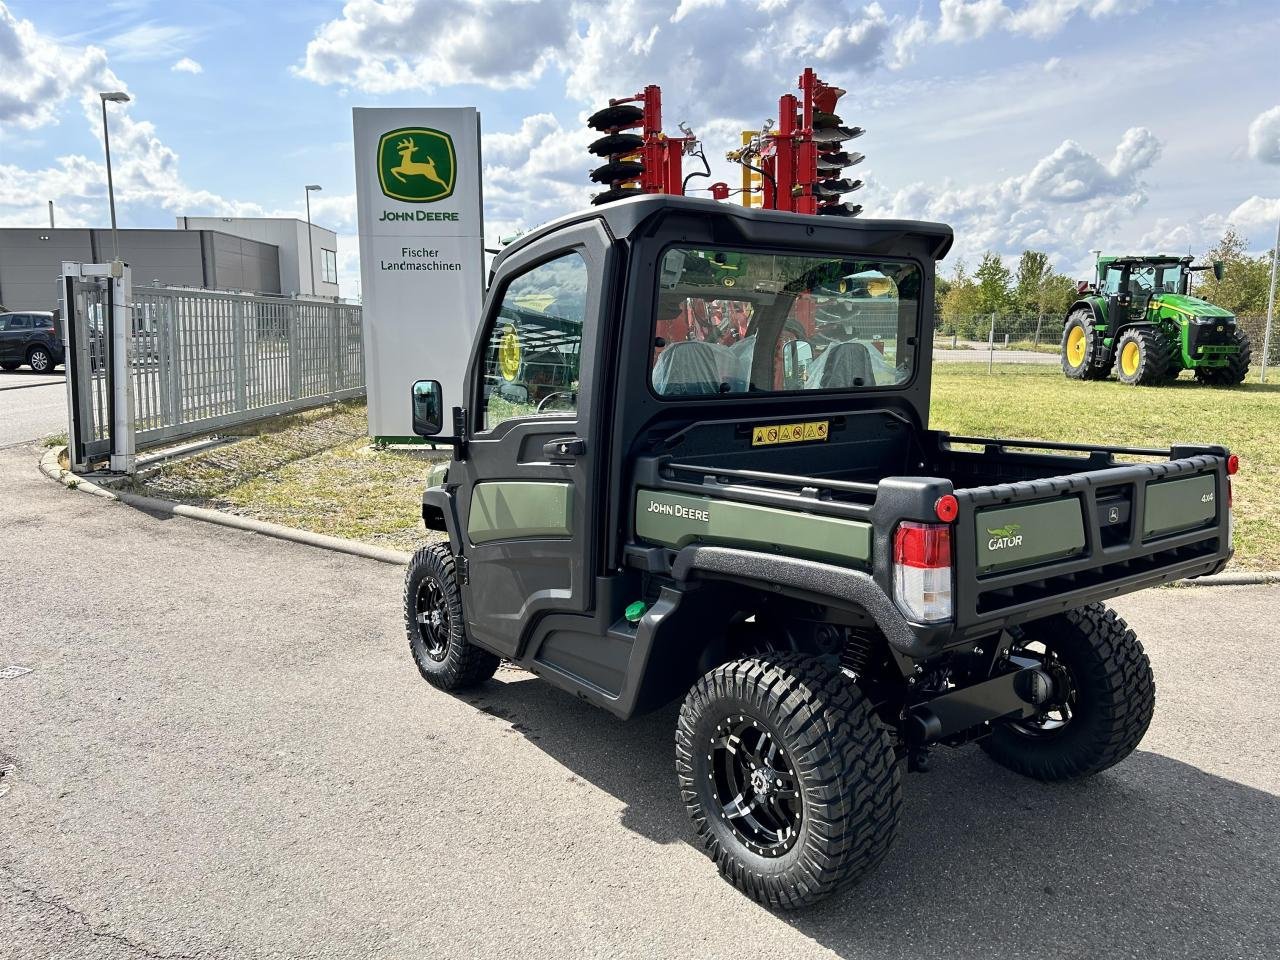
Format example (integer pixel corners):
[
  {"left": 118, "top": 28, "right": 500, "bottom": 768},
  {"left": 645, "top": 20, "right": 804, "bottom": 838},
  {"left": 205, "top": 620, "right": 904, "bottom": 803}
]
[{"left": 1062, "top": 254, "right": 1251, "bottom": 385}]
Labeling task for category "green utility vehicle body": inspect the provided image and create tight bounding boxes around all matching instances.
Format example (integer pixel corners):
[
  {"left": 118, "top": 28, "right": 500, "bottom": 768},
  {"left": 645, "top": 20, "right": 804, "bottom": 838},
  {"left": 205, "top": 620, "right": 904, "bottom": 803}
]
[
  {"left": 412, "top": 200, "right": 1232, "bottom": 699},
  {"left": 405, "top": 196, "right": 1233, "bottom": 908},
  {"left": 1062, "top": 254, "right": 1251, "bottom": 384}
]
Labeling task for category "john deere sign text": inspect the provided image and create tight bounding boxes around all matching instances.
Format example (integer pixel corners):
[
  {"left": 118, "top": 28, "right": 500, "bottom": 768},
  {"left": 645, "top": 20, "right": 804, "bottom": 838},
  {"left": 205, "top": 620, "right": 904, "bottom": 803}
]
[{"left": 377, "top": 127, "right": 456, "bottom": 203}]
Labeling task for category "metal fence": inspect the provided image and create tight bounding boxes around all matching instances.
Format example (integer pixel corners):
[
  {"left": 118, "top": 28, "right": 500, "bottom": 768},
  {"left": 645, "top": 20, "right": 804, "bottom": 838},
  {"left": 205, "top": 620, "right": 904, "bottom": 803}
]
[
  {"left": 129, "top": 287, "right": 365, "bottom": 448},
  {"left": 933, "top": 314, "right": 1277, "bottom": 372}
]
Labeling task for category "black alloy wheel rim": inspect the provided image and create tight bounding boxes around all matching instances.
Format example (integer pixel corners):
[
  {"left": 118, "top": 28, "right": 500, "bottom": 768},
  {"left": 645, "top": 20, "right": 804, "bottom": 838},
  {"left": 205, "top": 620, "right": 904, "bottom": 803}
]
[
  {"left": 708, "top": 716, "right": 802, "bottom": 858},
  {"left": 414, "top": 576, "right": 451, "bottom": 662},
  {"left": 1009, "top": 639, "right": 1077, "bottom": 736}
]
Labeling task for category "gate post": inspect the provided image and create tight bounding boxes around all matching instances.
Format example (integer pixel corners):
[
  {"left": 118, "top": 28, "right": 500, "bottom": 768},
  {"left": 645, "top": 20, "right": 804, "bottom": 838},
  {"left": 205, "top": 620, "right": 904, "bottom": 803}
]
[
  {"left": 288, "top": 302, "right": 301, "bottom": 400},
  {"left": 109, "top": 262, "right": 136, "bottom": 473}
]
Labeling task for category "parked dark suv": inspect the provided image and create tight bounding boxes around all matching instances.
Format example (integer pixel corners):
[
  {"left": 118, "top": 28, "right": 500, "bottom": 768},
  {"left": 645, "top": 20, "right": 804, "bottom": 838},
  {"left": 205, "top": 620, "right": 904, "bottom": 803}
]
[{"left": 0, "top": 311, "right": 63, "bottom": 373}]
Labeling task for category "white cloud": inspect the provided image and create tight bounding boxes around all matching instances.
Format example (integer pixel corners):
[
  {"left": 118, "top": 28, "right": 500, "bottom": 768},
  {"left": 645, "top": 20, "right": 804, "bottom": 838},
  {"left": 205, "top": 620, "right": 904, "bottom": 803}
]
[
  {"left": 171, "top": 57, "right": 203, "bottom": 74},
  {"left": 879, "top": 126, "right": 1163, "bottom": 270},
  {"left": 105, "top": 21, "right": 201, "bottom": 62},
  {"left": 0, "top": 3, "right": 112, "bottom": 130},
  {"left": 296, "top": 0, "right": 573, "bottom": 93},
  {"left": 936, "top": 0, "right": 1008, "bottom": 43},
  {"left": 1247, "top": 105, "right": 1280, "bottom": 164},
  {"left": 0, "top": 5, "right": 261, "bottom": 229}
]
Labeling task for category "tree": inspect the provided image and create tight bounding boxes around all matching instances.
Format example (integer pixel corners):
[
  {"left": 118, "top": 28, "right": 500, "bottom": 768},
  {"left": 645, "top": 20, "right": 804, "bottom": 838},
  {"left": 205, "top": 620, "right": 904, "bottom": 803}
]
[
  {"left": 939, "top": 260, "right": 985, "bottom": 338},
  {"left": 1014, "top": 250, "right": 1052, "bottom": 318},
  {"left": 974, "top": 251, "right": 1014, "bottom": 317},
  {"left": 1194, "top": 230, "right": 1273, "bottom": 316}
]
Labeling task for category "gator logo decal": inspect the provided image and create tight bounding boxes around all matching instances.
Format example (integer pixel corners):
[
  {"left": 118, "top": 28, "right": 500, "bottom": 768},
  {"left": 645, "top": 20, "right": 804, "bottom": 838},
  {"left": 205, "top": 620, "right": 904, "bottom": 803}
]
[{"left": 986, "top": 523, "right": 1024, "bottom": 550}]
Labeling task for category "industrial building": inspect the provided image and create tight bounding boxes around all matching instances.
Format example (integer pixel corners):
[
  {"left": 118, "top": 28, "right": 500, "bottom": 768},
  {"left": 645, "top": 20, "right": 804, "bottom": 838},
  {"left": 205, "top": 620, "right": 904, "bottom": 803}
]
[
  {"left": 176, "top": 217, "right": 339, "bottom": 300},
  {"left": 0, "top": 217, "right": 338, "bottom": 312}
]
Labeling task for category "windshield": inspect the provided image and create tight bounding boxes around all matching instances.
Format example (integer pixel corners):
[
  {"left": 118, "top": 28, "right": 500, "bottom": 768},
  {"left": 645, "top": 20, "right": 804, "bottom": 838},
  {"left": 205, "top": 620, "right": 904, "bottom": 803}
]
[
  {"left": 1130, "top": 262, "right": 1184, "bottom": 295},
  {"left": 650, "top": 247, "right": 920, "bottom": 398}
]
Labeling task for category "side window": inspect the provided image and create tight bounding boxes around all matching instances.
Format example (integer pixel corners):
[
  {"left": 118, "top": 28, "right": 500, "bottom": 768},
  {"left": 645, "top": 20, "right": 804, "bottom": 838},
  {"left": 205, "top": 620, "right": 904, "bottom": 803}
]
[
  {"left": 7, "top": 314, "right": 31, "bottom": 330},
  {"left": 480, "top": 251, "right": 589, "bottom": 432},
  {"left": 1100, "top": 268, "right": 1123, "bottom": 296}
]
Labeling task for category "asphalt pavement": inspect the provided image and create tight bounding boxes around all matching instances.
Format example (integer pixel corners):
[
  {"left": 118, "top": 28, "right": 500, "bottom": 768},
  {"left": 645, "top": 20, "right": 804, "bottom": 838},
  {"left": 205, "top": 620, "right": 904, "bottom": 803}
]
[
  {"left": 0, "top": 371, "right": 66, "bottom": 449},
  {"left": 2, "top": 439, "right": 1277, "bottom": 959}
]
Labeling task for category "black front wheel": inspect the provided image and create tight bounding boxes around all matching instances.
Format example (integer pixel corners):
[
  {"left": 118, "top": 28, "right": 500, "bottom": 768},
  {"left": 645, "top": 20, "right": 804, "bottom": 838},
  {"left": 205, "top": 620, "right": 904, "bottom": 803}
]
[
  {"left": 982, "top": 603, "right": 1154, "bottom": 781},
  {"left": 1195, "top": 329, "right": 1252, "bottom": 386},
  {"left": 676, "top": 654, "right": 901, "bottom": 910},
  {"left": 403, "top": 544, "right": 498, "bottom": 691}
]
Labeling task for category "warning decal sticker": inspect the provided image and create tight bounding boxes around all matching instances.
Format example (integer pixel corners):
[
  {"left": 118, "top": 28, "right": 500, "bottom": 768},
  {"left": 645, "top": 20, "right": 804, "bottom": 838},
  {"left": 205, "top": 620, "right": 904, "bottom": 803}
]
[{"left": 750, "top": 420, "right": 830, "bottom": 446}]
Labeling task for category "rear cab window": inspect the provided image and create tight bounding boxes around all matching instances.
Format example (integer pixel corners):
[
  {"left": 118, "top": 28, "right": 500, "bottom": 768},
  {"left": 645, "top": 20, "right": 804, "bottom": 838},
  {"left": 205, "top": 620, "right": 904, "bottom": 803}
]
[{"left": 650, "top": 246, "right": 921, "bottom": 398}]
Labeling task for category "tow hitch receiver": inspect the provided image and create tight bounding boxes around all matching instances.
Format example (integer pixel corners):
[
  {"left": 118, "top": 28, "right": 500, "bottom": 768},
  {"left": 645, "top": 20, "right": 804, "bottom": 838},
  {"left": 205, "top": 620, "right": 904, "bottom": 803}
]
[{"left": 908, "top": 657, "right": 1054, "bottom": 744}]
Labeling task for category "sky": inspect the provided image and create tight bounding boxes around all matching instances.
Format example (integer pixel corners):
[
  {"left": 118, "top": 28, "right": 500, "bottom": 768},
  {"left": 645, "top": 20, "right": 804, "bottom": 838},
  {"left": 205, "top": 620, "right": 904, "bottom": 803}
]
[{"left": 2, "top": 0, "right": 1278, "bottom": 299}]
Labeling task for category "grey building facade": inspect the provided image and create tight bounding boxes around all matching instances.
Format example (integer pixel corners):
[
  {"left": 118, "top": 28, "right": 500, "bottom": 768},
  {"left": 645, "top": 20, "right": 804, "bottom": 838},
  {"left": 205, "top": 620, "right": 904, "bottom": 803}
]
[{"left": 0, "top": 227, "right": 281, "bottom": 311}]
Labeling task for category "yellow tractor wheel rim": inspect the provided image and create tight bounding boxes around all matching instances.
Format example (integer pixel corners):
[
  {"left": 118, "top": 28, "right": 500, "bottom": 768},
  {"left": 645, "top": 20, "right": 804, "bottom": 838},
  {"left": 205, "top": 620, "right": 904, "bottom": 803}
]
[
  {"left": 1120, "top": 340, "right": 1141, "bottom": 377},
  {"left": 1067, "top": 325, "right": 1087, "bottom": 366}
]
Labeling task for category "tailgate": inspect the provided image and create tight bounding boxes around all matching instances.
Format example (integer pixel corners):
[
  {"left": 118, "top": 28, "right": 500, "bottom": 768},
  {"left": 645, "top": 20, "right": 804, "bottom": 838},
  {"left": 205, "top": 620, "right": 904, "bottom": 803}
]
[{"left": 952, "top": 450, "right": 1230, "bottom": 630}]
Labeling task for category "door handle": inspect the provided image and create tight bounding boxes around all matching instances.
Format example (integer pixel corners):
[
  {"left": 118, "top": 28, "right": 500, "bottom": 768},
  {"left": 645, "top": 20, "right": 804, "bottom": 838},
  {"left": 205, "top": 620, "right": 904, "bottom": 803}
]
[{"left": 543, "top": 437, "right": 585, "bottom": 462}]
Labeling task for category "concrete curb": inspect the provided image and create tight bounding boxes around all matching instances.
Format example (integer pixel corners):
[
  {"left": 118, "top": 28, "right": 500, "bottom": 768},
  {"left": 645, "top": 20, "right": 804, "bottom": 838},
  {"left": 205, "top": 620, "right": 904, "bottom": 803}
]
[
  {"left": 0, "top": 378, "right": 65, "bottom": 392},
  {"left": 37, "top": 446, "right": 1280, "bottom": 585},
  {"left": 39, "top": 446, "right": 413, "bottom": 567}
]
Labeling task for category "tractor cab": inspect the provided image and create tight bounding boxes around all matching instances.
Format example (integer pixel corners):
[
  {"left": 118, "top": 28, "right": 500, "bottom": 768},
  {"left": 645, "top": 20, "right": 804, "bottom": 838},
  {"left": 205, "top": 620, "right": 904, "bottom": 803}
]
[{"left": 1097, "top": 256, "right": 1190, "bottom": 324}]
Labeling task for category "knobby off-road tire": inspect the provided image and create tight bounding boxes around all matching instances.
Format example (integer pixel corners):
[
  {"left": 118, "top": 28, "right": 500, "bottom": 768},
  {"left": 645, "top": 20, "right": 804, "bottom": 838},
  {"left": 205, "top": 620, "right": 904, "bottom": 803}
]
[
  {"left": 1061, "top": 309, "right": 1111, "bottom": 380},
  {"left": 676, "top": 654, "right": 902, "bottom": 910},
  {"left": 1195, "top": 328, "right": 1252, "bottom": 386},
  {"left": 981, "top": 603, "right": 1155, "bottom": 781},
  {"left": 1114, "top": 328, "right": 1173, "bottom": 386},
  {"left": 404, "top": 544, "right": 498, "bottom": 691}
]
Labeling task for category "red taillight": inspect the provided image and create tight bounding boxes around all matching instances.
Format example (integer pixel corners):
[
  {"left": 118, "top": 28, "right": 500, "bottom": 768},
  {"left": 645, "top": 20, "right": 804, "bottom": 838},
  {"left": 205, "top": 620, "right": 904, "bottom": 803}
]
[
  {"left": 893, "top": 522, "right": 953, "bottom": 622},
  {"left": 1226, "top": 454, "right": 1239, "bottom": 476},
  {"left": 894, "top": 521, "right": 952, "bottom": 568},
  {"left": 934, "top": 494, "right": 958, "bottom": 523}
]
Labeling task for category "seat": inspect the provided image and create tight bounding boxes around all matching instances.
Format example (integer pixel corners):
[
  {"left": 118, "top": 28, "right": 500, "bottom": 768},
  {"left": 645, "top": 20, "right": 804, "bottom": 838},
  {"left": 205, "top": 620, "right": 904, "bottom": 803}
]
[
  {"left": 652, "top": 340, "right": 729, "bottom": 396},
  {"left": 807, "top": 340, "right": 873, "bottom": 389}
]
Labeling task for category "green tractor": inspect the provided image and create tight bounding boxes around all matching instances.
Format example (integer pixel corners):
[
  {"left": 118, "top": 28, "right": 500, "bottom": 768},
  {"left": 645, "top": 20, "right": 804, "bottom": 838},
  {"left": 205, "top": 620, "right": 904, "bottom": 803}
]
[{"left": 1061, "top": 254, "right": 1252, "bottom": 386}]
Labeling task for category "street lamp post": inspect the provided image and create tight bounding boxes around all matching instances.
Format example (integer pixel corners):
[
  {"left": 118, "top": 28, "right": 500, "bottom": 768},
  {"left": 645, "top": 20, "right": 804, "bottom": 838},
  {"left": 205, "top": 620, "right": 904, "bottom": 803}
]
[
  {"left": 304, "top": 184, "right": 322, "bottom": 296},
  {"left": 98, "top": 91, "right": 131, "bottom": 261}
]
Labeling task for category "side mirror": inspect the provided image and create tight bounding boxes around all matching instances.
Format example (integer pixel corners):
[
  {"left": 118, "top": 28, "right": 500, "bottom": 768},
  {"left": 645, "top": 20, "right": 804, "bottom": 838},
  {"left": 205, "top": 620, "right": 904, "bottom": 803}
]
[
  {"left": 1213, "top": 260, "right": 1225, "bottom": 282},
  {"left": 411, "top": 379, "right": 444, "bottom": 437}
]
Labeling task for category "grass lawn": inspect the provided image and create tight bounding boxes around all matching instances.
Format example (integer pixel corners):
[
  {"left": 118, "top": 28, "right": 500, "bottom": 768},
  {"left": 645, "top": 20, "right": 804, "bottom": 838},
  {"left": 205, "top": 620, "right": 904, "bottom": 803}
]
[
  {"left": 129, "top": 400, "right": 444, "bottom": 553},
  {"left": 931, "top": 364, "right": 1280, "bottom": 570},
  {"left": 132, "top": 365, "right": 1280, "bottom": 570}
]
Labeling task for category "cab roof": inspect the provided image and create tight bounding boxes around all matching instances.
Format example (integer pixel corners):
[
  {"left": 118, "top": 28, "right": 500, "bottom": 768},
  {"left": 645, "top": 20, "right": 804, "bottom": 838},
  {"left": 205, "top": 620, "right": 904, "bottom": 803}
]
[{"left": 492, "top": 195, "right": 954, "bottom": 273}]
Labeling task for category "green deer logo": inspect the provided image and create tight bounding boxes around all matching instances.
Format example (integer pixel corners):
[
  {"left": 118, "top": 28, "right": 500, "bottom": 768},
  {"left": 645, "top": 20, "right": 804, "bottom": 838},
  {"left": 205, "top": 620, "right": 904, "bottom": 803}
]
[{"left": 377, "top": 127, "right": 456, "bottom": 203}]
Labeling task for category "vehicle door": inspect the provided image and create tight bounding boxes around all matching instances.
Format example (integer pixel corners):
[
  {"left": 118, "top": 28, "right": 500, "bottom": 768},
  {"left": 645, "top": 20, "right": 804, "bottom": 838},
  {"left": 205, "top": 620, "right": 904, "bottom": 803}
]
[
  {"left": 449, "top": 220, "right": 613, "bottom": 658},
  {"left": 0, "top": 313, "right": 33, "bottom": 362}
]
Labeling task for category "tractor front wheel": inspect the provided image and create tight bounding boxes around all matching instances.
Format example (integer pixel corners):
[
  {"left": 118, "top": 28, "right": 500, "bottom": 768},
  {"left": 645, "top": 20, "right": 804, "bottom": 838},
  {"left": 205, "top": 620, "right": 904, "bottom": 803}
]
[
  {"left": 1061, "top": 310, "right": 1110, "bottom": 380},
  {"left": 1114, "top": 328, "right": 1173, "bottom": 386},
  {"left": 1195, "top": 329, "right": 1252, "bottom": 386}
]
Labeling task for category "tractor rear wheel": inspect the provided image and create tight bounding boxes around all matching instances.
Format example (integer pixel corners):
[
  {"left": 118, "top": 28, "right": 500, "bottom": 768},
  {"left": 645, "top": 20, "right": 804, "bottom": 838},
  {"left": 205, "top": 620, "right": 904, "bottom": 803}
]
[
  {"left": 1195, "top": 329, "right": 1252, "bottom": 386},
  {"left": 1114, "top": 328, "right": 1173, "bottom": 386},
  {"left": 1061, "top": 310, "right": 1110, "bottom": 380}
]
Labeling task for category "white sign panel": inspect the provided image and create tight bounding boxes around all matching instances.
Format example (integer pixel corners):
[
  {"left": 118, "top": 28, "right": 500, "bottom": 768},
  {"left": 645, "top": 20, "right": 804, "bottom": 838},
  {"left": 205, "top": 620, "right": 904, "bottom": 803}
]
[{"left": 353, "top": 107, "right": 484, "bottom": 438}]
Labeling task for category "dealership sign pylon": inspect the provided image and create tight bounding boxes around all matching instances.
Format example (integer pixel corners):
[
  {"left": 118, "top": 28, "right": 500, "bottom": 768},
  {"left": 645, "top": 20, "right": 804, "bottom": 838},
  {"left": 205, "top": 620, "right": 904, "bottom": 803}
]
[{"left": 353, "top": 107, "right": 484, "bottom": 439}]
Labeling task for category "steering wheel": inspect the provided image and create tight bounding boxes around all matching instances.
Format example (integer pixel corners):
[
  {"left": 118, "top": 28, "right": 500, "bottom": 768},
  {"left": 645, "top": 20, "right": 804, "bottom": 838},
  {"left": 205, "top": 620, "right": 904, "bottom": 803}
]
[{"left": 537, "top": 390, "right": 576, "bottom": 413}]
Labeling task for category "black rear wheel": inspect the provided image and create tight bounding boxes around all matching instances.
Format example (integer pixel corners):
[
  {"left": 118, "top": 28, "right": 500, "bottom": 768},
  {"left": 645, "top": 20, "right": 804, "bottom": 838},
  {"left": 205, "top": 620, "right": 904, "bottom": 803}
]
[
  {"left": 403, "top": 544, "right": 498, "bottom": 691},
  {"left": 676, "top": 654, "right": 901, "bottom": 909},
  {"left": 26, "top": 346, "right": 54, "bottom": 373},
  {"left": 982, "top": 603, "right": 1154, "bottom": 781}
]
